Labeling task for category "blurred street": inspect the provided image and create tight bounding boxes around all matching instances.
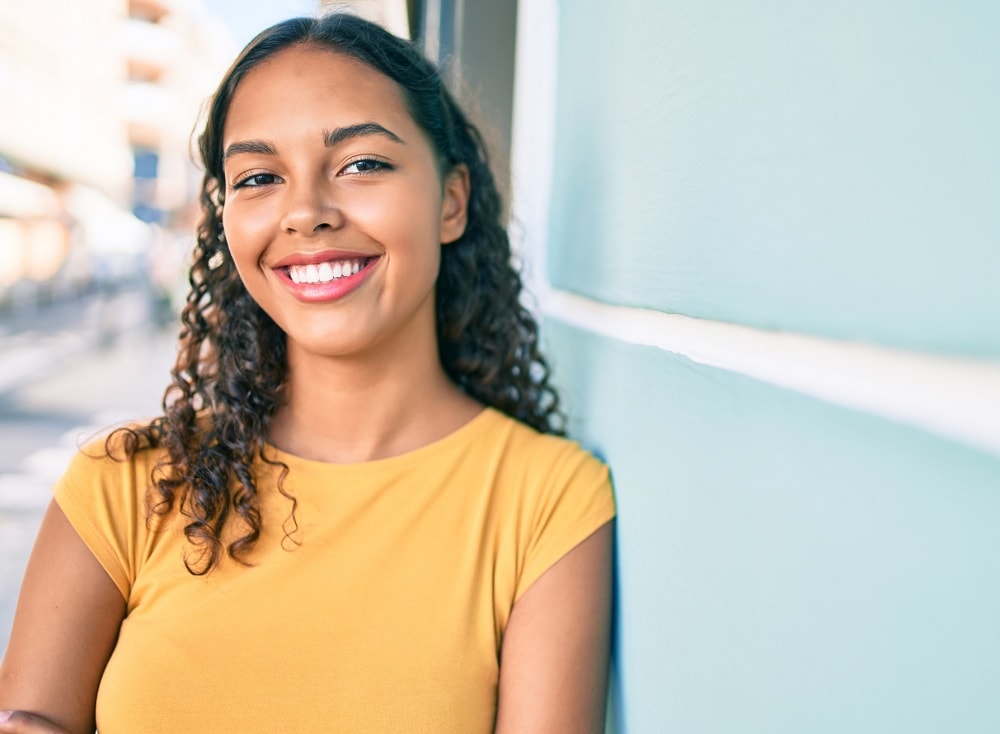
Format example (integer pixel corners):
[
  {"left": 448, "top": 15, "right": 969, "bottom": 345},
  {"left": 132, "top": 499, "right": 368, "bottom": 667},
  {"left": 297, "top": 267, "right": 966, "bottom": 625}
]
[{"left": 0, "top": 290, "right": 177, "bottom": 653}]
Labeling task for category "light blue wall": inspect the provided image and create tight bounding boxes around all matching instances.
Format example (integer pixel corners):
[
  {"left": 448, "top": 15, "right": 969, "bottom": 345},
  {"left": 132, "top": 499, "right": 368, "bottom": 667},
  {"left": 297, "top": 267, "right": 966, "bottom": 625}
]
[
  {"left": 548, "top": 323, "right": 1000, "bottom": 733},
  {"left": 548, "top": 2, "right": 1000, "bottom": 356},
  {"left": 539, "top": 1, "right": 1000, "bottom": 730}
]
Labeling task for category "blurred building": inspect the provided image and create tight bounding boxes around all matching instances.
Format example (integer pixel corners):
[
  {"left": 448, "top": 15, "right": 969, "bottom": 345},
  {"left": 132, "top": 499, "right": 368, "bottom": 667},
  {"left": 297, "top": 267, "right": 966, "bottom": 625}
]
[
  {"left": 0, "top": 0, "right": 233, "bottom": 308},
  {"left": 121, "top": 0, "right": 234, "bottom": 227},
  {"left": 363, "top": 0, "right": 517, "bottom": 205}
]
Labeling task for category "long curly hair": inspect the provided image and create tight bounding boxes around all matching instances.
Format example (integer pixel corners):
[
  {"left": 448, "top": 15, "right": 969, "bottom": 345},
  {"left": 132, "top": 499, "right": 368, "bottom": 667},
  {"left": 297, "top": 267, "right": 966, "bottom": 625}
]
[{"left": 118, "top": 13, "right": 562, "bottom": 575}]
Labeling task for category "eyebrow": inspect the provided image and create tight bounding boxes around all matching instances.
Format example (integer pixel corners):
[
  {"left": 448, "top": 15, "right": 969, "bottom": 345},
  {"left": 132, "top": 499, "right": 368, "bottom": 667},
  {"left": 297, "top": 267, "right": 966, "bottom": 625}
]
[
  {"left": 324, "top": 122, "right": 405, "bottom": 147},
  {"left": 223, "top": 123, "right": 404, "bottom": 163},
  {"left": 223, "top": 139, "right": 276, "bottom": 161}
]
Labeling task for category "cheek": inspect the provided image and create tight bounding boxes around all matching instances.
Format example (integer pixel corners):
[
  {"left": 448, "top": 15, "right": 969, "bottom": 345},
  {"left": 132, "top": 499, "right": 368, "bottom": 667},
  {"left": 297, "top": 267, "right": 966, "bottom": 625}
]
[
  {"left": 351, "top": 186, "right": 445, "bottom": 245},
  {"left": 220, "top": 216, "right": 267, "bottom": 300},
  {"left": 222, "top": 203, "right": 272, "bottom": 265}
]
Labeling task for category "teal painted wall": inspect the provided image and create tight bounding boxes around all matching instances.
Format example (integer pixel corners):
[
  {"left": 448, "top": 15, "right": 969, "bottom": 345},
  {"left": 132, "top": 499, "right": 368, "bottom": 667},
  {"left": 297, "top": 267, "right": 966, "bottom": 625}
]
[
  {"left": 538, "top": 1, "right": 1000, "bottom": 730},
  {"left": 547, "top": 2, "right": 1000, "bottom": 356},
  {"left": 548, "top": 323, "right": 1000, "bottom": 733}
]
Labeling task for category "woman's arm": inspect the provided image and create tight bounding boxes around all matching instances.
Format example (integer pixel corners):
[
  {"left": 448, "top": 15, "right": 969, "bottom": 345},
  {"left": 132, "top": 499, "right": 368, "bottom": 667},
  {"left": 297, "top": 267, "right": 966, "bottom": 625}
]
[
  {"left": 495, "top": 520, "right": 614, "bottom": 734},
  {"left": 0, "top": 501, "right": 127, "bottom": 734}
]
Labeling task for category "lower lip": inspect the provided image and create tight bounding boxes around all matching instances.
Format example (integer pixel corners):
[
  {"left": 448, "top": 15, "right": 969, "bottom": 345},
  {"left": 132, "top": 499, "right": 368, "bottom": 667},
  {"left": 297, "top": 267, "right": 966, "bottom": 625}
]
[{"left": 274, "top": 258, "right": 379, "bottom": 303}]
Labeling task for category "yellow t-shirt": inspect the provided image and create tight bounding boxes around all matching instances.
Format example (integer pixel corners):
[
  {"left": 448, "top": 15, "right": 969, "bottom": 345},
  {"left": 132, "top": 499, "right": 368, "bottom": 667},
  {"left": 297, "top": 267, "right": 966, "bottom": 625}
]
[{"left": 54, "top": 408, "right": 615, "bottom": 733}]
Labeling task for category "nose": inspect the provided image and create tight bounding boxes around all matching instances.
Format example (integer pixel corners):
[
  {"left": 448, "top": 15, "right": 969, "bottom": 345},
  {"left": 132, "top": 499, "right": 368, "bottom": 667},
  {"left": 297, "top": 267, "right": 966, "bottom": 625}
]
[{"left": 279, "top": 176, "right": 344, "bottom": 235}]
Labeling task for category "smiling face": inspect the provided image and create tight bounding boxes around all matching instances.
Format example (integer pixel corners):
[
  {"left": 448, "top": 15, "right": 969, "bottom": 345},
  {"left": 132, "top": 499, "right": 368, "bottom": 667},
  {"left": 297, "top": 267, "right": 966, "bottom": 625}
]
[{"left": 220, "top": 44, "right": 469, "bottom": 364}]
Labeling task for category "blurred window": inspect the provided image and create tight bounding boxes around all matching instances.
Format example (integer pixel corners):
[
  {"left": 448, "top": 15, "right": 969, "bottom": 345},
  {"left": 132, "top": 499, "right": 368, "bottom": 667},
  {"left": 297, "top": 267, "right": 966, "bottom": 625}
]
[
  {"left": 128, "top": 60, "right": 164, "bottom": 84},
  {"left": 128, "top": 0, "right": 168, "bottom": 23},
  {"left": 134, "top": 150, "right": 159, "bottom": 180}
]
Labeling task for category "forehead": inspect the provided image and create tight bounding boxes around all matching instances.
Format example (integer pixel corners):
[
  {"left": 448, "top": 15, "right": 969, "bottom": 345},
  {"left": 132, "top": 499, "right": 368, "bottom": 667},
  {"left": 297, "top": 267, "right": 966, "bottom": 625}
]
[{"left": 223, "top": 45, "right": 413, "bottom": 143}]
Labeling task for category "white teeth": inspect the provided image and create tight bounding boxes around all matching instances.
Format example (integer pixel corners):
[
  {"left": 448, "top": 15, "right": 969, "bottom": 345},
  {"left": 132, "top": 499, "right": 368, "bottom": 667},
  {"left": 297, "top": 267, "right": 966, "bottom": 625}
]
[{"left": 286, "top": 258, "right": 366, "bottom": 284}]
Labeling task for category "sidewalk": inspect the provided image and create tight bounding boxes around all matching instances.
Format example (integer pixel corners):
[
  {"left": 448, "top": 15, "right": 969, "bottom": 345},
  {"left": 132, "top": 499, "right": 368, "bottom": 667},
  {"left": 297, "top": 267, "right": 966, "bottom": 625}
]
[
  {"left": 0, "top": 288, "right": 155, "bottom": 395},
  {"left": 0, "top": 294, "right": 177, "bottom": 654}
]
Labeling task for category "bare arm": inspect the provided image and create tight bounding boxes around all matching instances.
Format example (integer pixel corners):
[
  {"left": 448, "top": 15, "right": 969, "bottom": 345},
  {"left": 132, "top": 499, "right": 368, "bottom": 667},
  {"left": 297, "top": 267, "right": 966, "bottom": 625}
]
[
  {"left": 0, "top": 501, "right": 126, "bottom": 734},
  {"left": 495, "top": 520, "right": 614, "bottom": 734}
]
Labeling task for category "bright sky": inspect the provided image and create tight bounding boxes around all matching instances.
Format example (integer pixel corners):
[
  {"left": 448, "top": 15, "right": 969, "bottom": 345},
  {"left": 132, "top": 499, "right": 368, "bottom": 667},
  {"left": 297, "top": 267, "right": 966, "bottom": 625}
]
[{"left": 202, "top": 0, "right": 321, "bottom": 50}]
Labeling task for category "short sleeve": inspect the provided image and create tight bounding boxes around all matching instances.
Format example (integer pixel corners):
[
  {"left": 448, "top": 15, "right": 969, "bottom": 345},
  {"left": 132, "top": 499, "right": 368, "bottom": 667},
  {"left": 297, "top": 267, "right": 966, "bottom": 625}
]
[
  {"left": 51, "top": 441, "right": 146, "bottom": 600},
  {"left": 513, "top": 447, "right": 615, "bottom": 602}
]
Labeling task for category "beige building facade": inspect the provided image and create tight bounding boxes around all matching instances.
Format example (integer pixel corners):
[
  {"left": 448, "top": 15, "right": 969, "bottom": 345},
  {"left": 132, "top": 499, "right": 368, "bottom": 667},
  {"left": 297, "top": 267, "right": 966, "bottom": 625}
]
[{"left": 0, "top": 0, "right": 232, "bottom": 304}]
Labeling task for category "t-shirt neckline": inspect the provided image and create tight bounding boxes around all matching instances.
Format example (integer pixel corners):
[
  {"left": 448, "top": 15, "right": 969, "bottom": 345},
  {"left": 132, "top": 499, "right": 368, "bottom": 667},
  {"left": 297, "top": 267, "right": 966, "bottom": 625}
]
[{"left": 260, "top": 406, "right": 504, "bottom": 475}]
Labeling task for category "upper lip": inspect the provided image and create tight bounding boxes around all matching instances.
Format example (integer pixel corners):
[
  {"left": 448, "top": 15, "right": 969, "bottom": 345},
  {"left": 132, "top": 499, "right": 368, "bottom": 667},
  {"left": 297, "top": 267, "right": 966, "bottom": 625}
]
[{"left": 270, "top": 249, "right": 380, "bottom": 269}]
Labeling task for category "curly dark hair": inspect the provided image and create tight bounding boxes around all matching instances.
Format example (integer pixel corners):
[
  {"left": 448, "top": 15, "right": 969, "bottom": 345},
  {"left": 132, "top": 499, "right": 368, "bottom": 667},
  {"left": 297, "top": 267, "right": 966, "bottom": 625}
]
[{"left": 118, "top": 12, "right": 562, "bottom": 575}]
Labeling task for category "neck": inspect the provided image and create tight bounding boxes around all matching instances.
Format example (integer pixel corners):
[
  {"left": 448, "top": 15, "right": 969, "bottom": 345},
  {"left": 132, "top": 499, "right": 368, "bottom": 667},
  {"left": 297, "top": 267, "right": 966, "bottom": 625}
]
[{"left": 266, "top": 330, "right": 481, "bottom": 464}]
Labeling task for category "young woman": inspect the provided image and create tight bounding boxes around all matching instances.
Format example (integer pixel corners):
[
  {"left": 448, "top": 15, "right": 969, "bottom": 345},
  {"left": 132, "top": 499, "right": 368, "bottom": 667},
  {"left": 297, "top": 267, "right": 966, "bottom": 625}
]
[{"left": 0, "top": 13, "right": 614, "bottom": 733}]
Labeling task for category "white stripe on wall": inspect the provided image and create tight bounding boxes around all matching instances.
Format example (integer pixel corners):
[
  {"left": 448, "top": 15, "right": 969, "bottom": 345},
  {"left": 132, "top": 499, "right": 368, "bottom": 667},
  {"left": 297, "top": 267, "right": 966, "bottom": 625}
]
[
  {"left": 543, "top": 288, "right": 1000, "bottom": 458},
  {"left": 509, "top": 1, "right": 1000, "bottom": 457}
]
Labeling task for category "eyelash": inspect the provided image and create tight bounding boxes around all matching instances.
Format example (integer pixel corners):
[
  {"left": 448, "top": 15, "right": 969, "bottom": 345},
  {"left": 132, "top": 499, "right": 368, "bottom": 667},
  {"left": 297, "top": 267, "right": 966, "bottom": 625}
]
[
  {"left": 230, "top": 157, "right": 392, "bottom": 189},
  {"left": 340, "top": 156, "right": 392, "bottom": 175},
  {"left": 232, "top": 171, "right": 280, "bottom": 189}
]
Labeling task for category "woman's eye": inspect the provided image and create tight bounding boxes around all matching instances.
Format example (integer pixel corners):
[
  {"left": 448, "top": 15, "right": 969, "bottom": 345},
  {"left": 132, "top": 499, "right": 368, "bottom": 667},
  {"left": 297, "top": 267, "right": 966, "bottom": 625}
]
[
  {"left": 233, "top": 172, "right": 279, "bottom": 189},
  {"left": 341, "top": 157, "right": 390, "bottom": 175}
]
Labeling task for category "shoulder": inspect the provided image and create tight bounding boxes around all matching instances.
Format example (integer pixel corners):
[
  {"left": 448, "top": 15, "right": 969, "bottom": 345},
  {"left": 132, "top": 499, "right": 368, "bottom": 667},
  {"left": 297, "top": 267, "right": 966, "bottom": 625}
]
[
  {"left": 483, "top": 409, "right": 611, "bottom": 490},
  {"left": 476, "top": 411, "right": 614, "bottom": 604},
  {"left": 63, "top": 424, "right": 166, "bottom": 482},
  {"left": 54, "top": 424, "right": 170, "bottom": 524},
  {"left": 479, "top": 410, "right": 615, "bottom": 549}
]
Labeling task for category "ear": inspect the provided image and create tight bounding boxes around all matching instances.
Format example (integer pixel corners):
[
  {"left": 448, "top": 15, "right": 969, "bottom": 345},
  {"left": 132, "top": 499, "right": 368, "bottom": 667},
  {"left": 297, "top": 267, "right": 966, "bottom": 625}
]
[{"left": 440, "top": 164, "right": 471, "bottom": 244}]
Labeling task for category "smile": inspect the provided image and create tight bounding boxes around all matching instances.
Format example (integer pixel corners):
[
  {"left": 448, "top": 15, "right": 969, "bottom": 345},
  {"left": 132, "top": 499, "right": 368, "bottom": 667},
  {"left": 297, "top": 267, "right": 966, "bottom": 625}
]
[{"left": 286, "top": 257, "right": 372, "bottom": 284}]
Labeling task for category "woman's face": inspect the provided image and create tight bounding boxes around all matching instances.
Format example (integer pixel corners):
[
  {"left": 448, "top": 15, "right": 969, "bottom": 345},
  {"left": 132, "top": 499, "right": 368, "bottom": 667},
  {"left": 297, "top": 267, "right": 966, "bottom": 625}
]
[{"left": 220, "top": 44, "right": 469, "bottom": 361}]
